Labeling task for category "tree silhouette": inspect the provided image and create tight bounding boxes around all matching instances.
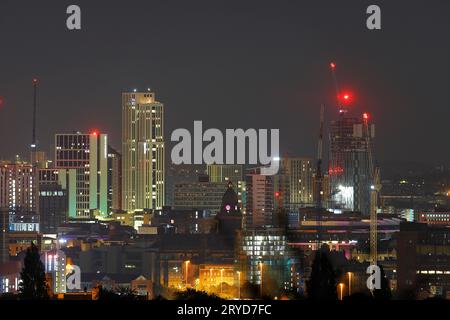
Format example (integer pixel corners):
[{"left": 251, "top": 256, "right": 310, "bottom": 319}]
[
  {"left": 174, "top": 288, "right": 223, "bottom": 300},
  {"left": 97, "top": 285, "right": 144, "bottom": 300},
  {"left": 241, "top": 281, "right": 259, "bottom": 299},
  {"left": 18, "top": 242, "right": 49, "bottom": 300},
  {"left": 306, "top": 248, "right": 337, "bottom": 300}
]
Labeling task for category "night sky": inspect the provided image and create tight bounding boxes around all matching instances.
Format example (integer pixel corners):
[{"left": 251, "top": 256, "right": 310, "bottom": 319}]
[{"left": 0, "top": 0, "right": 449, "bottom": 164}]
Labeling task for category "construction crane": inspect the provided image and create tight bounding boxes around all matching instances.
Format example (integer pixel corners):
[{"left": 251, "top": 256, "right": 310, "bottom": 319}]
[
  {"left": 363, "top": 112, "right": 381, "bottom": 265},
  {"left": 329, "top": 62, "right": 380, "bottom": 264}
]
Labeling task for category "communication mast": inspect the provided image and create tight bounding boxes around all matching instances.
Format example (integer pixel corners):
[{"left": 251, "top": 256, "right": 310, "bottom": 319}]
[{"left": 315, "top": 104, "right": 325, "bottom": 246}]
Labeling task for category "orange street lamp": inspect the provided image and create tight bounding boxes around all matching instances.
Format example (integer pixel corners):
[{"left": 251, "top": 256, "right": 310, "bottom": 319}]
[
  {"left": 185, "top": 260, "right": 190, "bottom": 288},
  {"left": 220, "top": 269, "right": 224, "bottom": 295},
  {"left": 259, "top": 262, "right": 264, "bottom": 297},
  {"left": 347, "top": 272, "right": 353, "bottom": 296},
  {"left": 339, "top": 283, "right": 344, "bottom": 301},
  {"left": 236, "top": 271, "right": 241, "bottom": 299},
  {"left": 210, "top": 268, "right": 213, "bottom": 288}
]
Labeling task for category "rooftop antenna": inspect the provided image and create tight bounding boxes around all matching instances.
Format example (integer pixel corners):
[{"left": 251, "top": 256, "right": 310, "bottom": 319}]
[
  {"left": 31, "top": 78, "right": 38, "bottom": 150},
  {"left": 315, "top": 104, "right": 325, "bottom": 247}
]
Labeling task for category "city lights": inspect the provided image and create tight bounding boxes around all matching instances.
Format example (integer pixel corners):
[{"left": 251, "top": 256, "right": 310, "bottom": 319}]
[{"left": 0, "top": 1, "right": 448, "bottom": 308}]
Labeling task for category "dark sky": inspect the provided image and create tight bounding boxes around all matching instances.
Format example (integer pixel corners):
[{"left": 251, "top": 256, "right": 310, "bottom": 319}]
[{"left": 1, "top": 0, "right": 449, "bottom": 164}]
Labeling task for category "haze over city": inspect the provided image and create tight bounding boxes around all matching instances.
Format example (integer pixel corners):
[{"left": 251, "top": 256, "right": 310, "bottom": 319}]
[{"left": 1, "top": 0, "right": 449, "bottom": 163}]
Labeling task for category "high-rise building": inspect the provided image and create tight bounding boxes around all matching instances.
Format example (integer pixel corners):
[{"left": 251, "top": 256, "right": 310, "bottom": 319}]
[
  {"left": 277, "top": 157, "right": 313, "bottom": 210},
  {"left": 329, "top": 115, "right": 374, "bottom": 214},
  {"left": 107, "top": 146, "right": 122, "bottom": 212},
  {"left": 245, "top": 169, "right": 274, "bottom": 228},
  {"left": 122, "top": 90, "right": 165, "bottom": 212},
  {"left": 0, "top": 161, "right": 39, "bottom": 213},
  {"left": 38, "top": 169, "right": 68, "bottom": 233},
  {"left": 166, "top": 164, "right": 206, "bottom": 206},
  {"left": 207, "top": 164, "right": 243, "bottom": 184},
  {"left": 55, "top": 132, "right": 108, "bottom": 218},
  {"left": 173, "top": 180, "right": 229, "bottom": 215},
  {"left": 0, "top": 161, "right": 40, "bottom": 253}
]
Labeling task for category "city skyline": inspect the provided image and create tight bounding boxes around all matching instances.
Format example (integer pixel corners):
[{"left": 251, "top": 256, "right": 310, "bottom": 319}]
[
  {"left": 1, "top": 0, "right": 450, "bottom": 164},
  {"left": 1, "top": 0, "right": 450, "bottom": 305}
]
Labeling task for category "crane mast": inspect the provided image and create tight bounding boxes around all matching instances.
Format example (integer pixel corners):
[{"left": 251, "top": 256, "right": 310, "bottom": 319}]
[{"left": 363, "top": 114, "right": 380, "bottom": 265}]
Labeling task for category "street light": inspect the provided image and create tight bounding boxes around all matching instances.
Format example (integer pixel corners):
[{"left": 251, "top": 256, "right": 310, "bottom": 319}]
[
  {"left": 185, "top": 260, "right": 190, "bottom": 289},
  {"left": 259, "top": 262, "right": 264, "bottom": 297},
  {"left": 220, "top": 269, "right": 224, "bottom": 295},
  {"left": 210, "top": 268, "right": 213, "bottom": 289},
  {"left": 347, "top": 272, "right": 353, "bottom": 296},
  {"left": 236, "top": 271, "right": 241, "bottom": 300},
  {"left": 339, "top": 283, "right": 344, "bottom": 301}
]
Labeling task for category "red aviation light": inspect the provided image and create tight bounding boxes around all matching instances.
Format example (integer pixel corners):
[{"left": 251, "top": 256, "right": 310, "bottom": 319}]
[
  {"left": 275, "top": 192, "right": 281, "bottom": 198},
  {"left": 338, "top": 91, "right": 353, "bottom": 107},
  {"left": 91, "top": 130, "right": 98, "bottom": 136},
  {"left": 363, "top": 112, "right": 370, "bottom": 120},
  {"left": 330, "top": 62, "right": 336, "bottom": 69},
  {"left": 33, "top": 78, "right": 38, "bottom": 84},
  {"left": 329, "top": 167, "right": 344, "bottom": 175}
]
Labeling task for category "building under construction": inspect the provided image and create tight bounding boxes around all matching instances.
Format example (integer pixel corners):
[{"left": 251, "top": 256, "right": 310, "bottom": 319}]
[{"left": 328, "top": 114, "right": 375, "bottom": 215}]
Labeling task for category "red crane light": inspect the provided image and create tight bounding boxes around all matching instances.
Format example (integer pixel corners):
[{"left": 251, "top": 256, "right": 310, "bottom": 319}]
[{"left": 338, "top": 91, "right": 353, "bottom": 105}]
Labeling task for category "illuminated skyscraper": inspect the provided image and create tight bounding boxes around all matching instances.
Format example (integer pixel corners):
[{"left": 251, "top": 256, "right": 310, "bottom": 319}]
[
  {"left": 207, "top": 164, "right": 243, "bottom": 184},
  {"left": 55, "top": 132, "right": 108, "bottom": 218},
  {"left": 278, "top": 157, "right": 313, "bottom": 210},
  {"left": 245, "top": 168, "right": 274, "bottom": 228},
  {"left": 38, "top": 169, "right": 68, "bottom": 233},
  {"left": 122, "top": 90, "right": 165, "bottom": 211},
  {"left": 107, "top": 146, "right": 122, "bottom": 212},
  {"left": 0, "top": 161, "right": 38, "bottom": 213},
  {"left": 0, "top": 161, "right": 40, "bottom": 234},
  {"left": 329, "top": 115, "right": 374, "bottom": 214}
]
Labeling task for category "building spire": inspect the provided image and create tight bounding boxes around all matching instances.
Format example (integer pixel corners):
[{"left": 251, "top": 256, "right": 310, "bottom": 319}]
[{"left": 31, "top": 78, "right": 38, "bottom": 150}]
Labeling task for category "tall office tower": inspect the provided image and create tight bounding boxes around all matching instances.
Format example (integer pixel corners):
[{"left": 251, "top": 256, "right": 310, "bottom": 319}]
[
  {"left": 122, "top": 90, "right": 165, "bottom": 212},
  {"left": 173, "top": 181, "right": 227, "bottom": 216},
  {"left": 245, "top": 168, "right": 274, "bottom": 229},
  {"left": 166, "top": 164, "right": 206, "bottom": 206},
  {"left": 107, "top": 146, "right": 122, "bottom": 212},
  {"left": 329, "top": 115, "right": 374, "bottom": 214},
  {"left": 38, "top": 169, "right": 68, "bottom": 233},
  {"left": 279, "top": 157, "right": 313, "bottom": 210},
  {"left": 55, "top": 132, "right": 108, "bottom": 218},
  {"left": 207, "top": 164, "right": 243, "bottom": 184}
]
